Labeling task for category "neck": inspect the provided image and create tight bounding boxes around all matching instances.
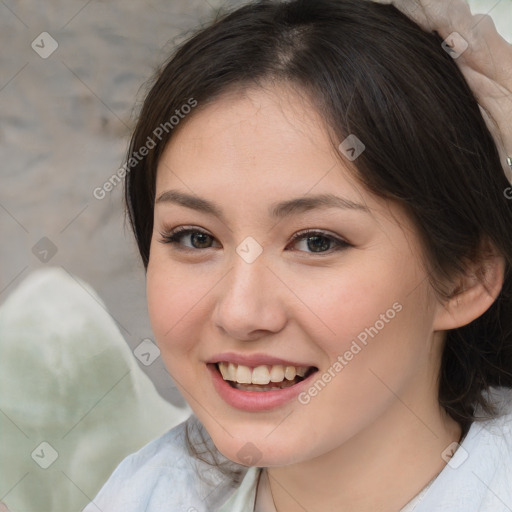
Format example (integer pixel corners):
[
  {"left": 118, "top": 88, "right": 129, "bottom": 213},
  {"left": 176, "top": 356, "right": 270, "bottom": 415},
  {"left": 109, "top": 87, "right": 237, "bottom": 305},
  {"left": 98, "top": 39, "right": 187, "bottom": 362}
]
[{"left": 267, "top": 395, "right": 462, "bottom": 512}]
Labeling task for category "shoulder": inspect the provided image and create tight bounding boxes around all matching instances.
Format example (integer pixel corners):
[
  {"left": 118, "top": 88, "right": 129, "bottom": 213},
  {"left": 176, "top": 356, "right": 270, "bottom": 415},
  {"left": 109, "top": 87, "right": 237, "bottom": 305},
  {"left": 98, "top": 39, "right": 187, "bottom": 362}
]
[
  {"left": 418, "top": 387, "right": 512, "bottom": 512},
  {"left": 466, "top": 387, "right": 512, "bottom": 460},
  {"left": 82, "top": 414, "right": 249, "bottom": 512},
  {"left": 472, "top": 387, "right": 512, "bottom": 464}
]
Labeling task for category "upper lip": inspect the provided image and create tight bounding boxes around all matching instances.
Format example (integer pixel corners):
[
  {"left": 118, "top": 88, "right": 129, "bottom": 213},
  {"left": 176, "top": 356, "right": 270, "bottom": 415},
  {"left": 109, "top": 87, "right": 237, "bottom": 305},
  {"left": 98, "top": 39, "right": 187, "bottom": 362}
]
[{"left": 207, "top": 352, "right": 317, "bottom": 368}]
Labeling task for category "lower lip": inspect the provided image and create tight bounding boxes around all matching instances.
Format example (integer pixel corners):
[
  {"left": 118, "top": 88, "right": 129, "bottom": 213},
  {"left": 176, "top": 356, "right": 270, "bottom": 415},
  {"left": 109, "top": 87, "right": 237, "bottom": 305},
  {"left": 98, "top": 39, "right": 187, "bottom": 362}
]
[{"left": 207, "top": 363, "right": 317, "bottom": 411}]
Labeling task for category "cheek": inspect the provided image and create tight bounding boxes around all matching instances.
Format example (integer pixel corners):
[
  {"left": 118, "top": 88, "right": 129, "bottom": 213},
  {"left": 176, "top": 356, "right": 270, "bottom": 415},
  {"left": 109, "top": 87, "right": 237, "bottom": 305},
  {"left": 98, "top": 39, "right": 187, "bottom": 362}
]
[
  {"left": 281, "top": 254, "right": 410, "bottom": 352},
  {"left": 289, "top": 253, "right": 432, "bottom": 396},
  {"left": 146, "top": 258, "right": 206, "bottom": 354},
  {"left": 145, "top": 263, "right": 206, "bottom": 400},
  {"left": 290, "top": 296, "right": 432, "bottom": 462},
  {"left": 146, "top": 251, "right": 232, "bottom": 388},
  {"left": 313, "top": 282, "right": 433, "bottom": 412}
]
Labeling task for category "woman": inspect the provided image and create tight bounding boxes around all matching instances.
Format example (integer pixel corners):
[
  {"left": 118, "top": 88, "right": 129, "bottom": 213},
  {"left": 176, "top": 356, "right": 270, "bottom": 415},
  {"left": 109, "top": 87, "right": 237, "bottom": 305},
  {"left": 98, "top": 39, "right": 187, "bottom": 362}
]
[{"left": 84, "top": 0, "right": 512, "bottom": 510}]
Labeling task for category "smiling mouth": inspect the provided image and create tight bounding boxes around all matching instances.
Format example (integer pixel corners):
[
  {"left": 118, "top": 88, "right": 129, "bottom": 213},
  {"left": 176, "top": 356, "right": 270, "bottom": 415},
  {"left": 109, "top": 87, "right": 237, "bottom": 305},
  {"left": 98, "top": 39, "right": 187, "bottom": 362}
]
[{"left": 215, "top": 361, "right": 318, "bottom": 392}]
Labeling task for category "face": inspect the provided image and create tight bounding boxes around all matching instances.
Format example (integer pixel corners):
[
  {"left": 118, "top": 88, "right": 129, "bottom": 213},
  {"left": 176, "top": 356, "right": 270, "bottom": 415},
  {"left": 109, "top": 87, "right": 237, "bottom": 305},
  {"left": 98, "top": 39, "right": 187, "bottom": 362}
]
[{"left": 147, "top": 83, "right": 446, "bottom": 467}]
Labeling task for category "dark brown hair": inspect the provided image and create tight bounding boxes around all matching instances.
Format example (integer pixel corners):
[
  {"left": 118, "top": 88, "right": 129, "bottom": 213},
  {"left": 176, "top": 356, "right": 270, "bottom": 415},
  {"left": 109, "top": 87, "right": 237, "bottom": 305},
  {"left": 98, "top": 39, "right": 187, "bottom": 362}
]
[{"left": 125, "top": 0, "right": 512, "bottom": 437}]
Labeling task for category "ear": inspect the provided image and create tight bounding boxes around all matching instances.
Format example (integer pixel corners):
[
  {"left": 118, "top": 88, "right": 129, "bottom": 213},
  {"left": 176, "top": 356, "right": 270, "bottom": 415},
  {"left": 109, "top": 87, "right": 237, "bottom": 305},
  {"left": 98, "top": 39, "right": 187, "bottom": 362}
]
[{"left": 433, "top": 240, "right": 506, "bottom": 331}]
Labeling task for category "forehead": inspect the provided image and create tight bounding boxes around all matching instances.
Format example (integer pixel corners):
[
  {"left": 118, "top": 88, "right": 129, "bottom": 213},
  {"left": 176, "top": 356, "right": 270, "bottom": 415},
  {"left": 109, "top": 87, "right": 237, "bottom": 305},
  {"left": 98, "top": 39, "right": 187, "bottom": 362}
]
[
  {"left": 158, "top": 84, "right": 354, "bottom": 187},
  {"left": 154, "top": 83, "right": 400, "bottom": 225}
]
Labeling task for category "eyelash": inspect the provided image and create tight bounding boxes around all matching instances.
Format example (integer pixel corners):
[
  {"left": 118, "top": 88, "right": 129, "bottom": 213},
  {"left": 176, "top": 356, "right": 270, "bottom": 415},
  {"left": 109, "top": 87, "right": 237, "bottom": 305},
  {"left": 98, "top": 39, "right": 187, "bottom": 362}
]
[{"left": 158, "top": 226, "right": 350, "bottom": 255}]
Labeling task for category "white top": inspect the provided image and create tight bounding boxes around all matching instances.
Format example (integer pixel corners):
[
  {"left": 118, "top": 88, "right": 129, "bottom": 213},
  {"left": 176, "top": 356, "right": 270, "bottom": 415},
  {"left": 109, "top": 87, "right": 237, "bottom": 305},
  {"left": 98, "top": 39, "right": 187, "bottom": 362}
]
[
  {"left": 253, "top": 466, "right": 435, "bottom": 511},
  {"left": 83, "top": 387, "right": 512, "bottom": 512}
]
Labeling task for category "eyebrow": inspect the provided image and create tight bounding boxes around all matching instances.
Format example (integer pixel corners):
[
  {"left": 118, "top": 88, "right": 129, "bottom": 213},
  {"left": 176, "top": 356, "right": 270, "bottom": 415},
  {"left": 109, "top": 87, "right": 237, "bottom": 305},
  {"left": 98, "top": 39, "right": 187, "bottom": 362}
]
[{"left": 155, "top": 190, "right": 370, "bottom": 222}]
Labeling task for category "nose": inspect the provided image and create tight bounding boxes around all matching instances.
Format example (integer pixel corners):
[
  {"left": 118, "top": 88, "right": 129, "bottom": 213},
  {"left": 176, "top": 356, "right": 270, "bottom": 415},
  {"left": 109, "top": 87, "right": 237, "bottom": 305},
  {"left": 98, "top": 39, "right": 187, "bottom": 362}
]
[{"left": 212, "top": 253, "right": 287, "bottom": 341}]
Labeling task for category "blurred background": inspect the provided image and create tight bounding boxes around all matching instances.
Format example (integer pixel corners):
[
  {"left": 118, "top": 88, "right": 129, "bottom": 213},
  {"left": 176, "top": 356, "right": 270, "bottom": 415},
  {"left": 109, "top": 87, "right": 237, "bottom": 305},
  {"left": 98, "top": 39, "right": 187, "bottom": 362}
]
[{"left": 0, "top": 0, "right": 510, "bottom": 510}]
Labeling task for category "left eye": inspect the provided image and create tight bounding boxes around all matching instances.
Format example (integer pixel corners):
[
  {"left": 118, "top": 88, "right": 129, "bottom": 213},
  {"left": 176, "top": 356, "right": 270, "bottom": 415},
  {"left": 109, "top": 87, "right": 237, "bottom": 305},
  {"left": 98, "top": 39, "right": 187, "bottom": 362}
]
[
  {"left": 287, "top": 230, "right": 349, "bottom": 254},
  {"left": 158, "top": 227, "right": 349, "bottom": 254}
]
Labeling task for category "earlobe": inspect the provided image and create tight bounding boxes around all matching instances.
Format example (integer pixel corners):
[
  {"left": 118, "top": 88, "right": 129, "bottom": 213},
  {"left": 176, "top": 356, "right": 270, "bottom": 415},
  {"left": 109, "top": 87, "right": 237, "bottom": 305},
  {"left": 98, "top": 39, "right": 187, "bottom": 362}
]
[{"left": 433, "top": 249, "right": 506, "bottom": 331}]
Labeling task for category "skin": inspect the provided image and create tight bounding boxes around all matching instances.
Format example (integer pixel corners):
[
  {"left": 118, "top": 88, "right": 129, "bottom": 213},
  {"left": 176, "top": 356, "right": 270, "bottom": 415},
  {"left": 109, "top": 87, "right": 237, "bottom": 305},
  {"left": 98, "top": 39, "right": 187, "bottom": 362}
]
[{"left": 146, "top": 82, "right": 504, "bottom": 511}]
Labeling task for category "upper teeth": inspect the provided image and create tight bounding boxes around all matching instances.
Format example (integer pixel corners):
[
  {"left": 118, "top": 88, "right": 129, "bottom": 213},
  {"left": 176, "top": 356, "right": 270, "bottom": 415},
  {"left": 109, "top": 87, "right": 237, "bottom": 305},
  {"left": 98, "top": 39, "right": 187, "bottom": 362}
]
[{"left": 217, "top": 362, "right": 309, "bottom": 385}]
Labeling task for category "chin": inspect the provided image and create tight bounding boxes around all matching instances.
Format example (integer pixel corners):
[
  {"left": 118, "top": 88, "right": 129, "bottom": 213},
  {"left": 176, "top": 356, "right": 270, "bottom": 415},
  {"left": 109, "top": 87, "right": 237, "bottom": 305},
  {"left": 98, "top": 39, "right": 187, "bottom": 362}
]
[{"left": 209, "top": 427, "right": 308, "bottom": 468}]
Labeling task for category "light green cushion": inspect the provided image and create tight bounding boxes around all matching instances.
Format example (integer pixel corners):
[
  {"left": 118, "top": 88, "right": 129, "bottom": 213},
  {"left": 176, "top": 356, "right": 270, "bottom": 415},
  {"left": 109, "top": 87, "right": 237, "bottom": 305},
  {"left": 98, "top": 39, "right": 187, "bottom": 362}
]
[{"left": 0, "top": 267, "right": 190, "bottom": 512}]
